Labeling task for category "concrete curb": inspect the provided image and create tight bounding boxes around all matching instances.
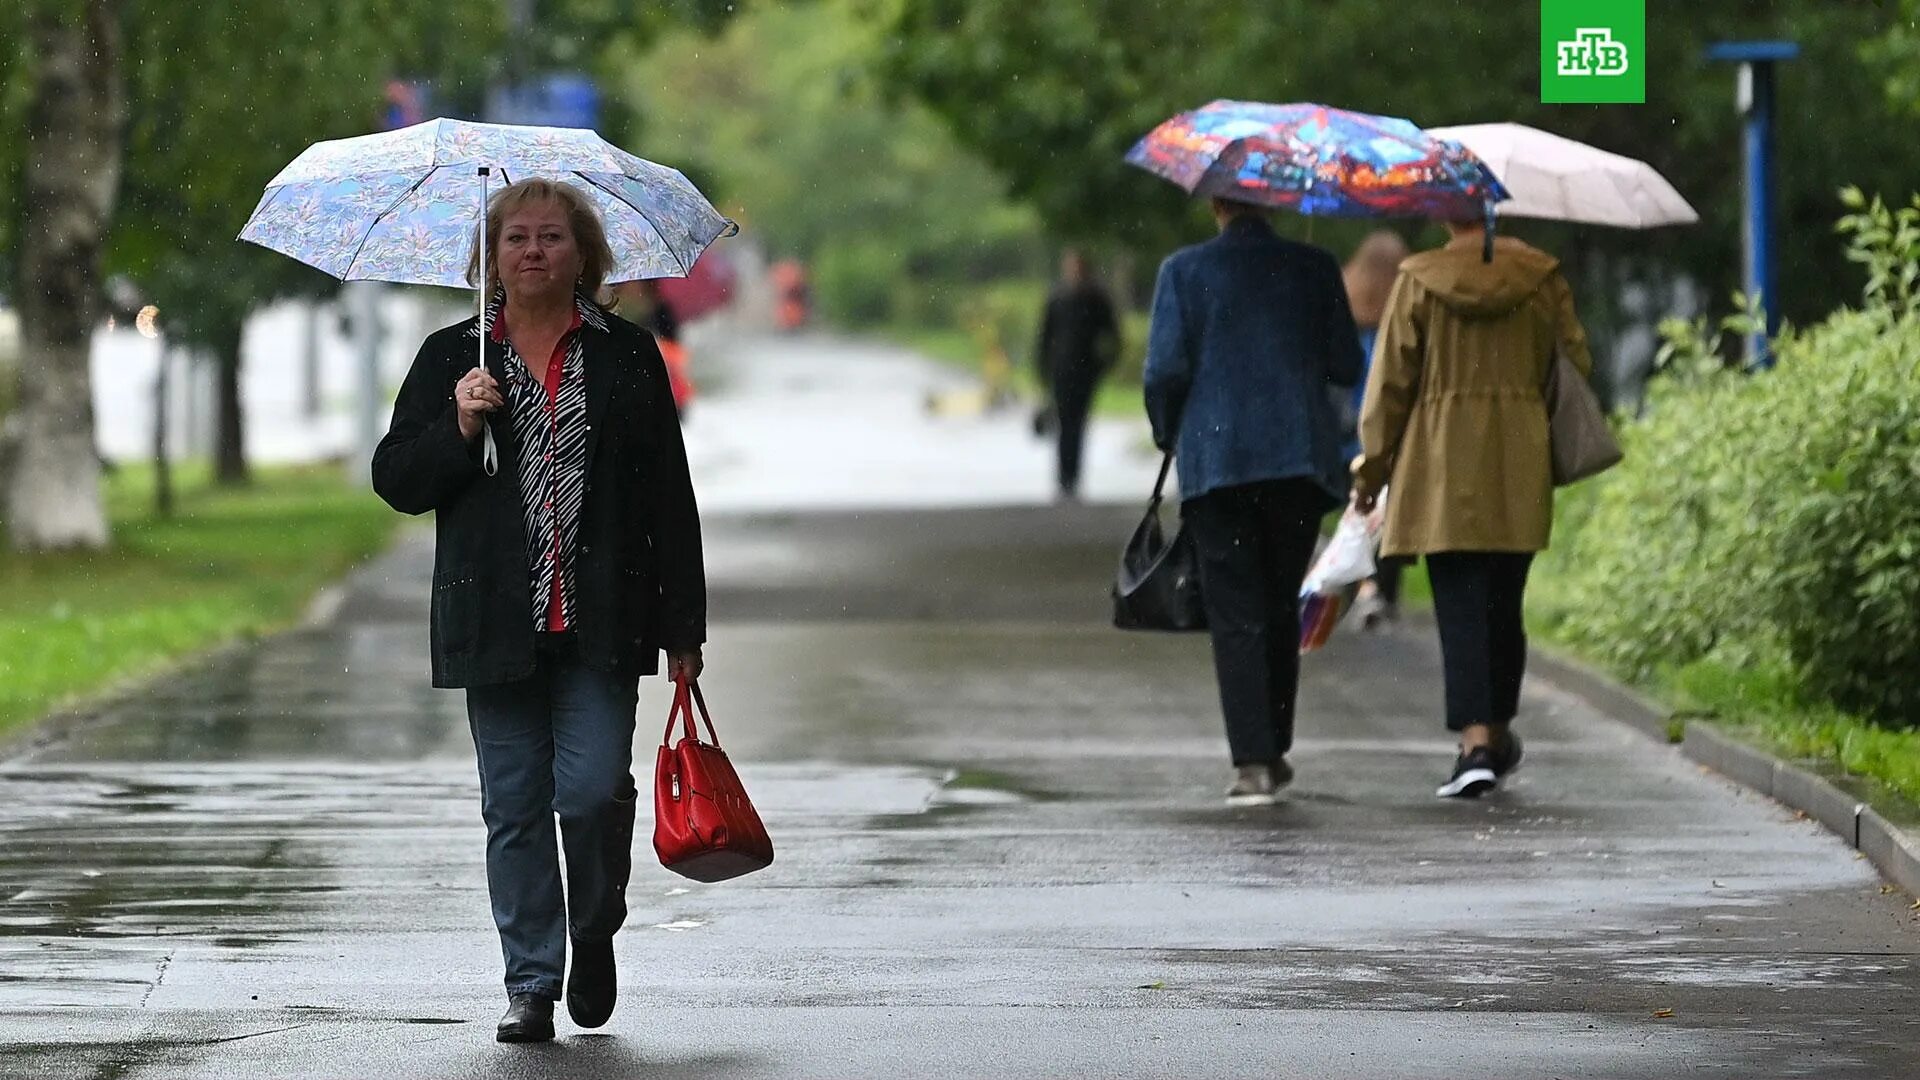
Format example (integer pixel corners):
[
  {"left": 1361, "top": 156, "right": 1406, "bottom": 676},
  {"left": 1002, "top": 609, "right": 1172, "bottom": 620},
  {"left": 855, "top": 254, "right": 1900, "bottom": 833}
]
[
  {"left": 1528, "top": 644, "right": 1920, "bottom": 899},
  {"left": 1859, "top": 809, "right": 1920, "bottom": 899}
]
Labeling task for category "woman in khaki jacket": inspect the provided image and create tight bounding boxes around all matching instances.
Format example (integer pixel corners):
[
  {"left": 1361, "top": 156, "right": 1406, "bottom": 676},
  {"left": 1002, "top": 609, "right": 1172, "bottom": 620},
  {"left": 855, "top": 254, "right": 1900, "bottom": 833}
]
[{"left": 1352, "top": 219, "right": 1591, "bottom": 798}]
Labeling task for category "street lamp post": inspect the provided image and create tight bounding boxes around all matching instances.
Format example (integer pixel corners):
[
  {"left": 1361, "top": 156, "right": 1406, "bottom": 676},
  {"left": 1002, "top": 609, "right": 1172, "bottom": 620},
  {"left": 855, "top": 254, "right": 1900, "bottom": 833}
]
[{"left": 1706, "top": 40, "right": 1799, "bottom": 370}]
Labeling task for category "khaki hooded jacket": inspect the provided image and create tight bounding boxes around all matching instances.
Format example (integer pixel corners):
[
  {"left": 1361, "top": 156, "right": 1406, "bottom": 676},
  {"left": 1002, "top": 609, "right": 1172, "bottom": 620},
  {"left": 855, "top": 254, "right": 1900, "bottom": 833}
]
[{"left": 1353, "top": 236, "right": 1592, "bottom": 557}]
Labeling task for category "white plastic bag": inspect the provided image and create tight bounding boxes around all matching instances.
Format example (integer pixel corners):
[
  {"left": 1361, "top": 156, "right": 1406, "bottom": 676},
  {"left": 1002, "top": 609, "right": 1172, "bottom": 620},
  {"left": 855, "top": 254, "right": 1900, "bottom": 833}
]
[{"left": 1302, "top": 508, "right": 1379, "bottom": 594}]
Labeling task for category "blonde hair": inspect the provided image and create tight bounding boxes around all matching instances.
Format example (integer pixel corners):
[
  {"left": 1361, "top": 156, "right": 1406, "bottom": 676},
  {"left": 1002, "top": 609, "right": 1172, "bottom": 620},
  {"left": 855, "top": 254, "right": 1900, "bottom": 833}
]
[
  {"left": 1343, "top": 230, "right": 1411, "bottom": 329},
  {"left": 465, "top": 178, "right": 615, "bottom": 304}
]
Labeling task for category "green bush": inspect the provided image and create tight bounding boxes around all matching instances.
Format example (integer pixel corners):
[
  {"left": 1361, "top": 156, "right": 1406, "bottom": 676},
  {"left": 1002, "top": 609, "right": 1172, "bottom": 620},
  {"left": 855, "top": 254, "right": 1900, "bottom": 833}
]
[{"left": 1540, "top": 190, "right": 1920, "bottom": 727}]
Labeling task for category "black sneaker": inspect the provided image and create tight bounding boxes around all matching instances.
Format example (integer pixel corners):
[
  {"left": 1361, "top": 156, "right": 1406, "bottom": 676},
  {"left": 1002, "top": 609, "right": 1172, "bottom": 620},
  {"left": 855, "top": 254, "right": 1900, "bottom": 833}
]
[
  {"left": 1436, "top": 746, "right": 1500, "bottom": 799},
  {"left": 1490, "top": 731, "right": 1524, "bottom": 777}
]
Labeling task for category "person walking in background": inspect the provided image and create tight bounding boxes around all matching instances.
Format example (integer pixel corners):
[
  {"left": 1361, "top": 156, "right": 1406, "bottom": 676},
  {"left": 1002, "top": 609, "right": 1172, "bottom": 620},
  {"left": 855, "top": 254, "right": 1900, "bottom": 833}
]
[
  {"left": 1035, "top": 248, "right": 1120, "bottom": 502},
  {"left": 614, "top": 278, "right": 694, "bottom": 415},
  {"left": 1339, "top": 230, "right": 1412, "bottom": 629},
  {"left": 372, "top": 179, "right": 707, "bottom": 1042},
  {"left": 1352, "top": 219, "right": 1591, "bottom": 799},
  {"left": 617, "top": 277, "right": 681, "bottom": 344},
  {"left": 1145, "top": 197, "right": 1363, "bottom": 806}
]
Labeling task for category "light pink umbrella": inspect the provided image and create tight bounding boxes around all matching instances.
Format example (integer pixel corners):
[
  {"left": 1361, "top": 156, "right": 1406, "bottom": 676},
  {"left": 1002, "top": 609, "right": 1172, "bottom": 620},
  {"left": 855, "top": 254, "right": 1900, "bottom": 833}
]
[{"left": 1427, "top": 123, "right": 1697, "bottom": 229}]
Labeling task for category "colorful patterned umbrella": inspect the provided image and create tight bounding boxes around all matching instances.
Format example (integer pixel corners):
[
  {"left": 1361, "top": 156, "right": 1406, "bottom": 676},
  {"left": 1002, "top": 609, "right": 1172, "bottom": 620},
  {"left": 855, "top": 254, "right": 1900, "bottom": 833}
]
[
  {"left": 1126, "top": 100, "right": 1509, "bottom": 219},
  {"left": 238, "top": 117, "right": 736, "bottom": 287}
]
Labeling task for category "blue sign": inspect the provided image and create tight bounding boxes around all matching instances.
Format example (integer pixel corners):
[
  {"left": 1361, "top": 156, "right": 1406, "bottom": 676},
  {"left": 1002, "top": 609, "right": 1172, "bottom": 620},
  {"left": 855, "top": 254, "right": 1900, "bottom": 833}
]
[{"left": 486, "top": 74, "right": 600, "bottom": 130}]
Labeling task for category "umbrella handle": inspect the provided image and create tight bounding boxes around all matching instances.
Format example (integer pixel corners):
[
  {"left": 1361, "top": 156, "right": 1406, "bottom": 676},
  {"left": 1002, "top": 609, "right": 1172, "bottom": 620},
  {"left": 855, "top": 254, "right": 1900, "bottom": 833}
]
[{"left": 477, "top": 166, "right": 498, "bottom": 477}]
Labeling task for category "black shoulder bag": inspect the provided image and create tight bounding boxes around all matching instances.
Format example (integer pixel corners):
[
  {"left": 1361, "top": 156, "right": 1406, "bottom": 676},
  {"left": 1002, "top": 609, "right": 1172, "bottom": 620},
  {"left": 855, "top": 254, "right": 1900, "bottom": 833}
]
[{"left": 1111, "top": 448, "right": 1207, "bottom": 632}]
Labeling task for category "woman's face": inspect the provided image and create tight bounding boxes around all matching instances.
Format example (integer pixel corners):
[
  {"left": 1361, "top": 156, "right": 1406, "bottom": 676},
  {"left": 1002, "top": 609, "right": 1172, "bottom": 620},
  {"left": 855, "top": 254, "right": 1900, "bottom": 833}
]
[{"left": 497, "top": 201, "right": 584, "bottom": 303}]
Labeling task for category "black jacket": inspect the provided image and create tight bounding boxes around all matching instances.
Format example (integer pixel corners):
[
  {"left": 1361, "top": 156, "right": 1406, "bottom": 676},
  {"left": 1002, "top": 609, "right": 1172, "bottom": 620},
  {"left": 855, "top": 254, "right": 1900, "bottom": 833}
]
[
  {"left": 372, "top": 303, "right": 705, "bottom": 688},
  {"left": 1036, "top": 280, "right": 1119, "bottom": 389}
]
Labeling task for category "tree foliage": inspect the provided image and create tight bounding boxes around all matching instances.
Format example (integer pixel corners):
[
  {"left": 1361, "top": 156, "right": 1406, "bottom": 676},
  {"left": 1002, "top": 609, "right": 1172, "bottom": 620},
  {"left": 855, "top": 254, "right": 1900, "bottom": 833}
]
[
  {"left": 1865, "top": 0, "right": 1920, "bottom": 115},
  {"left": 112, "top": 3, "right": 499, "bottom": 339},
  {"left": 616, "top": 0, "right": 1045, "bottom": 325},
  {"left": 877, "top": 0, "right": 1918, "bottom": 326}
]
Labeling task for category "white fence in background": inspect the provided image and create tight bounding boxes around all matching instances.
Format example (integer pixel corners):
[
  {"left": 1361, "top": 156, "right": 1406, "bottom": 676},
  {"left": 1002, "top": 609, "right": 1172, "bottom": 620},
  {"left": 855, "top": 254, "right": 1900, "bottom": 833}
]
[{"left": 88, "top": 289, "right": 468, "bottom": 470}]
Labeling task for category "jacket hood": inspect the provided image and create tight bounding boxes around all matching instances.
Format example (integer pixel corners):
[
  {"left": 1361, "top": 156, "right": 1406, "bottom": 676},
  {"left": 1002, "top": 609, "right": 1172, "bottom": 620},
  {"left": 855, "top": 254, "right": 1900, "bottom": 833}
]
[{"left": 1400, "top": 237, "right": 1559, "bottom": 317}]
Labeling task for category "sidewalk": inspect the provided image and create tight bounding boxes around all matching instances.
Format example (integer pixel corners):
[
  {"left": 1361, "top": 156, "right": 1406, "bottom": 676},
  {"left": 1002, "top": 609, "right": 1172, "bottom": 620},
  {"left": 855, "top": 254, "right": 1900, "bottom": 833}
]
[{"left": 1, "top": 332, "right": 1914, "bottom": 1079}]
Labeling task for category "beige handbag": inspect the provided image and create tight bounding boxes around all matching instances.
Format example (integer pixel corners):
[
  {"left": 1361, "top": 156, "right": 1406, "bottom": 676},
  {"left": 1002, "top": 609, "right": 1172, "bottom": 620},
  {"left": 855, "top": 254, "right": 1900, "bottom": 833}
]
[{"left": 1545, "top": 352, "right": 1623, "bottom": 486}]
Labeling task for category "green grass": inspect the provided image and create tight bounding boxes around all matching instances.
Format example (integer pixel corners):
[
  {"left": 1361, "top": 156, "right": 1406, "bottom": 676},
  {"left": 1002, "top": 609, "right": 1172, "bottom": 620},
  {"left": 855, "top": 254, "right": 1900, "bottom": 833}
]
[
  {"left": 1659, "top": 660, "right": 1920, "bottom": 821},
  {"left": 0, "top": 462, "right": 400, "bottom": 741}
]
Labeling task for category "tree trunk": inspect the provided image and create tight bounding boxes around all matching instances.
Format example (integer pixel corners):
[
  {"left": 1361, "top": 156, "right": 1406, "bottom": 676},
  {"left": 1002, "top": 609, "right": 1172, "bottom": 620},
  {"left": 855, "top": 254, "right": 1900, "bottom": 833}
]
[
  {"left": 5, "top": 1, "right": 124, "bottom": 551},
  {"left": 213, "top": 318, "right": 248, "bottom": 486}
]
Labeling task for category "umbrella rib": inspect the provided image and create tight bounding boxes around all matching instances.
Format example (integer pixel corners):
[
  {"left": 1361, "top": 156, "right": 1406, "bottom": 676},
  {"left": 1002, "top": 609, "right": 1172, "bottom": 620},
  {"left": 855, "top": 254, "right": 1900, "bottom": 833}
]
[
  {"left": 573, "top": 171, "right": 688, "bottom": 278},
  {"left": 339, "top": 167, "right": 441, "bottom": 281}
]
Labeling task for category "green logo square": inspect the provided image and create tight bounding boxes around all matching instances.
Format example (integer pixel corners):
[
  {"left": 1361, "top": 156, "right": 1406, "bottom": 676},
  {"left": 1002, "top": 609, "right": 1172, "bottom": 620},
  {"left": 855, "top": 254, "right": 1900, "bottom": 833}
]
[{"left": 1541, "top": 0, "right": 1645, "bottom": 103}]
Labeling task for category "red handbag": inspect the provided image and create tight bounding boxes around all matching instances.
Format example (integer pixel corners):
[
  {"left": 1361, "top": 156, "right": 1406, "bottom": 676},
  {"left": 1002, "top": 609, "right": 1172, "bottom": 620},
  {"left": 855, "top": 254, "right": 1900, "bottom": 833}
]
[{"left": 653, "top": 679, "right": 774, "bottom": 882}]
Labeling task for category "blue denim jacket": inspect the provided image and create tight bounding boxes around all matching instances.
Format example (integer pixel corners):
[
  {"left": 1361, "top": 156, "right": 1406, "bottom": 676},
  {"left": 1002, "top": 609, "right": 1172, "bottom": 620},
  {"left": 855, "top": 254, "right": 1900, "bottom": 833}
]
[{"left": 1144, "top": 217, "right": 1365, "bottom": 503}]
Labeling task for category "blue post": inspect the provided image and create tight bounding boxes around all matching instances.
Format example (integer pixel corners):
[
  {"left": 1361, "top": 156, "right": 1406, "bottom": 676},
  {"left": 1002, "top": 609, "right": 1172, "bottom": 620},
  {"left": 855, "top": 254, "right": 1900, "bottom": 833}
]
[
  {"left": 1707, "top": 42, "right": 1798, "bottom": 370},
  {"left": 1746, "top": 63, "right": 1775, "bottom": 367}
]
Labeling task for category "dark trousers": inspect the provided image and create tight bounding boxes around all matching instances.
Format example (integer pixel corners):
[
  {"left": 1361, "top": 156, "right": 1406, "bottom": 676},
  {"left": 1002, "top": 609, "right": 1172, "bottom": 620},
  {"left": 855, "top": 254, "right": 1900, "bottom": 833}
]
[
  {"left": 1051, "top": 376, "right": 1097, "bottom": 496},
  {"left": 464, "top": 635, "right": 640, "bottom": 999},
  {"left": 1184, "top": 479, "right": 1333, "bottom": 766},
  {"left": 1426, "top": 552, "right": 1535, "bottom": 732}
]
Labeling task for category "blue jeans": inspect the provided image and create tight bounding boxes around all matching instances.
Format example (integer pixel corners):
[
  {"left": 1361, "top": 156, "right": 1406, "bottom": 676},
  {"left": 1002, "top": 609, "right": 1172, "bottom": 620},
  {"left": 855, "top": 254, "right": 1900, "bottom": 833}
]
[{"left": 465, "top": 636, "right": 640, "bottom": 999}]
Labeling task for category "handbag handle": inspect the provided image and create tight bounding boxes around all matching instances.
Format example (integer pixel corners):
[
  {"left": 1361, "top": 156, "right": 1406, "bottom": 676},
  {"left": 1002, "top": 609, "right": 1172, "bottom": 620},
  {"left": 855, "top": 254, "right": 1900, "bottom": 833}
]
[
  {"left": 1147, "top": 450, "right": 1174, "bottom": 508},
  {"left": 661, "top": 679, "right": 723, "bottom": 748}
]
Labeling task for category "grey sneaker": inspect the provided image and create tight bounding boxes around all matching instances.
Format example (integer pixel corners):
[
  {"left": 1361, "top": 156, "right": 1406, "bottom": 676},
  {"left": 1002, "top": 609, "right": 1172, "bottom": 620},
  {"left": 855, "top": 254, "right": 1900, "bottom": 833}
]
[{"left": 1227, "top": 765, "right": 1278, "bottom": 806}]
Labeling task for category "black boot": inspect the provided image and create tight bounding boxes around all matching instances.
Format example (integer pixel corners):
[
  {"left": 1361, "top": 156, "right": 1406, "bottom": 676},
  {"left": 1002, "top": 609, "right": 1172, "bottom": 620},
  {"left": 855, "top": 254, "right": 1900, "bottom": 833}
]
[
  {"left": 567, "top": 784, "right": 635, "bottom": 1029},
  {"left": 496, "top": 993, "right": 555, "bottom": 1043},
  {"left": 566, "top": 936, "right": 617, "bottom": 1029}
]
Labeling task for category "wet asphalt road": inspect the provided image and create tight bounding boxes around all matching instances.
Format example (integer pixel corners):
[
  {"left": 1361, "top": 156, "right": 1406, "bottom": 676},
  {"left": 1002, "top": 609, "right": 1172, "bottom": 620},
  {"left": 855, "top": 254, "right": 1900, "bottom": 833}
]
[{"left": 2, "top": 333, "right": 1917, "bottom": 1078}]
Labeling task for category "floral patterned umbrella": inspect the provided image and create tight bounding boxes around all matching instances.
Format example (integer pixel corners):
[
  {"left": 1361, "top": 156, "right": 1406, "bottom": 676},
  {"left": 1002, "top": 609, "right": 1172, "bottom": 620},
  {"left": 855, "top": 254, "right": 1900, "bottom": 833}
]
[
  {"left": 1126, "top": 100, "right": 1509, "bottom": 219},
  {"left": 238, "top": 117, "right": 736, "bottom": 287},
  {"left": 240, "top": 117, "right": 735, "bottom": 476}
]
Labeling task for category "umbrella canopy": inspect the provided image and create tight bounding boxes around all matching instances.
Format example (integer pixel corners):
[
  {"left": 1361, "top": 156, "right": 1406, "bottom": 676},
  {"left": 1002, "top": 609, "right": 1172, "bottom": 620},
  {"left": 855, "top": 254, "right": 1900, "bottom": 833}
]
[
  {"left": 1425, "top": 123, "right": 1697, "bottom": 228},
  {"left": 1126, "top": 100, "right": 1508, "bottom": 219},
  {"left": 238, "top": 118, "right": 736, "bottom": 287}
]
